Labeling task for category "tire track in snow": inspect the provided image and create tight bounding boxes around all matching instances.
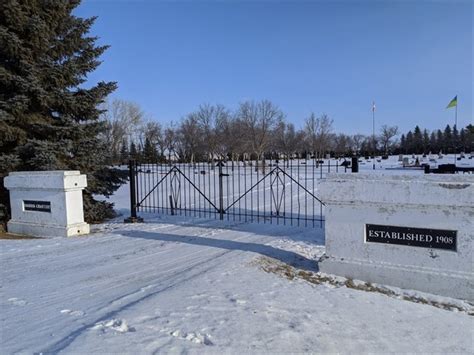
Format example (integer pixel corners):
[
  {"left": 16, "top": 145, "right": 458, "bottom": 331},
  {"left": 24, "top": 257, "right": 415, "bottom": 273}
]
[
  {"left": 2, "top": 224, "right": 277, "bottom": 350},
  {"left": 8, "top": 227, "right": 252, "bottom": 313},
  {"left": 36, "top": 246, "right": 248, "bottom": 354}
]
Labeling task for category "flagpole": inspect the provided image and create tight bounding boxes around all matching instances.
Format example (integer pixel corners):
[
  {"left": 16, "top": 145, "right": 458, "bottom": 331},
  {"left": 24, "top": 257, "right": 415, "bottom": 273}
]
[
  {"left": 372, "top": 103, "right": 375, "bottom": 170},
  {"left": 454, "top": 102, "right": 457, "bottom": 164}
]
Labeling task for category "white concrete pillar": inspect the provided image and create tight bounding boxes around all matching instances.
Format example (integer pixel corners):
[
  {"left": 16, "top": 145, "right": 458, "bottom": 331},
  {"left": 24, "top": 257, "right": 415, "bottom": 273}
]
[{"left": 4, "top": 171, "right": 90, "bottom": 237}]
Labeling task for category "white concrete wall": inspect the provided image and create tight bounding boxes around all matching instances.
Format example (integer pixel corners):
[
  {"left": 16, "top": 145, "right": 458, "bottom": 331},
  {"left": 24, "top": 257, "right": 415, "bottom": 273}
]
[
  {"left": 5, "top": 171, "right": 89, "bottom": 237},
  {"left": 319, "top": 173, "right": 474, "bottom": 300}
]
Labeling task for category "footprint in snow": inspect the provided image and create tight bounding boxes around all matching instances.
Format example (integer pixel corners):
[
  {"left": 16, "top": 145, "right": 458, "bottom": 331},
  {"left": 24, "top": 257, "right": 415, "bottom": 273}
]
[
  {"left": 230, "top": 298, "right": 247, "bottom": 305},
  {"left": 92, "top": 319, "right": 135, "bottom": 333},
  {"left": 8, "top": 298, "right": 27, "bottom": 306},
  {"left": 190, "top": 293, "right": 207, "bottom": 299},
  {"left": 60, "top": 309, "right": 85, "bottom": 316},
  {"left": 170, "top": 330, "right": 213, "bottom": 345}
]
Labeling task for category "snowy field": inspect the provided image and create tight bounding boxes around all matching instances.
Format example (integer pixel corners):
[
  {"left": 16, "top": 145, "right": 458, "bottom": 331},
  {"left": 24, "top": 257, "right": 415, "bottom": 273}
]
[{"left": 1, "top": 155, "right": 473, "bottom": 353}]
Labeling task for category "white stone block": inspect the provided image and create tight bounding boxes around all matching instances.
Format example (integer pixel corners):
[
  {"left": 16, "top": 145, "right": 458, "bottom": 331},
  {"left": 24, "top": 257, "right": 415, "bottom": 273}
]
[
  {"left": 319, "top": 173, "right": 474, "bottom": 300},
  {"left": 4, "top": 171, "right": 90, "bottom": 237}
]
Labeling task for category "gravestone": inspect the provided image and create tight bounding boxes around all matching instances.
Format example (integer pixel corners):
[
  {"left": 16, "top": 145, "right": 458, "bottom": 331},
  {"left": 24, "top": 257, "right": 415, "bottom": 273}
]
[
  {"left": 4, "top": 171, "right": 89, "bottom": 237},
  {"left": 319, "top": 173, "right": 474, "bottom": 300}
]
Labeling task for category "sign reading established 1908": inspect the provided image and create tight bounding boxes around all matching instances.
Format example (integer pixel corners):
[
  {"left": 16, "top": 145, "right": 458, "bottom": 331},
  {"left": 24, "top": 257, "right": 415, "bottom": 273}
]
[
  {"left": 365, "top": 224, "right": 457, "bottom": 251},
  {"left": 23, "top": 200, "right": 51, "bottom": 213}
]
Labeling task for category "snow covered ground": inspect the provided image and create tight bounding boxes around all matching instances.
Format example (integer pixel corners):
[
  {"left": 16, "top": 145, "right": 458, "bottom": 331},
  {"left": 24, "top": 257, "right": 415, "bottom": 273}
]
[{"left": 1, "top": 156, "right": 473, "bottom": 353}]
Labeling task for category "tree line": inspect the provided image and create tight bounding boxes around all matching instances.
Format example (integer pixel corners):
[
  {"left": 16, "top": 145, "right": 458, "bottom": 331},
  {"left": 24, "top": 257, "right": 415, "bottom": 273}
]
[
  {"left": 102, "top": 99, "right": 474, "bottom": 165},
  {"left": 399, "top": 124, "right": 473, "bottom": 155}
]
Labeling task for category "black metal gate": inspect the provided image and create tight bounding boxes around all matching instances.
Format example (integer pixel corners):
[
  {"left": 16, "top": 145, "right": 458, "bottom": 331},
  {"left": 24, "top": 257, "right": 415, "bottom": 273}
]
[{"left": 127, "top": 159, "right": 347, "bottom": 228}]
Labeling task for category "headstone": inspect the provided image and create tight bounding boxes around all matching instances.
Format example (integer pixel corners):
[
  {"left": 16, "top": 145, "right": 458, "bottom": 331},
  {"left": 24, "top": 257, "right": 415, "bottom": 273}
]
[
  {"left": 437, "top": 164, "right": 456, "bottom": 174},
  {"left": 4, "top": 171, "right": 89, "bottom": 237},
  {"left": 402, "top": 157, "right": 409, "bottom": 167},
  {"left": 398, "top": 154, "right": 403, "bottom": 162},
  {"left": 351, "top": 156, "right": 358, "bottom": 173},
  {"left": 319, "top": 173, "right": 474, "bottom": 300}
]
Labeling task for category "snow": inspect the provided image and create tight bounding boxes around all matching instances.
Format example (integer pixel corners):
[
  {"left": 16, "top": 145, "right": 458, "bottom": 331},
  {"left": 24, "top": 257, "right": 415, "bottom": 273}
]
[{"left": 1, "top": 156, "right": 473, "bottom": 353}]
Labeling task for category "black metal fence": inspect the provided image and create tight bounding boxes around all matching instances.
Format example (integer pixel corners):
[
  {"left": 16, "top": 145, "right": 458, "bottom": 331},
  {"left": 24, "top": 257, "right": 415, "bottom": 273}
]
[{"left": 127, "top": 159, "right": 350, "bottom": 228}]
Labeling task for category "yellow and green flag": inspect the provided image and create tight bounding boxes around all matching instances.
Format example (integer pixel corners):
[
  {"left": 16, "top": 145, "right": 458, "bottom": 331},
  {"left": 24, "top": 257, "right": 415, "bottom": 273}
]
[{"left": 446, "top": 95, "right": 457, "bottom": 109}]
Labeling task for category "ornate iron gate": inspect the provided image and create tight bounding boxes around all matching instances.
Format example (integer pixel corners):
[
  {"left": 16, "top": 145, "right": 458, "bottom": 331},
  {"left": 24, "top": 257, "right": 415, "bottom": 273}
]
[{"left": 127, "top": 159, "right": 346, "bottom": 228}]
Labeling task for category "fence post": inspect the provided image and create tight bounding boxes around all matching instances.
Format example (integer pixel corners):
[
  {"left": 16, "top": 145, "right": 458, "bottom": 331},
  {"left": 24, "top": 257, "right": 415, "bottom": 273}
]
[
  {"left": 218, "top": 161, "right": 225, "bottom": 220},
  {"left": 124, "top": 160, "right": 143, "bottom": 223}
]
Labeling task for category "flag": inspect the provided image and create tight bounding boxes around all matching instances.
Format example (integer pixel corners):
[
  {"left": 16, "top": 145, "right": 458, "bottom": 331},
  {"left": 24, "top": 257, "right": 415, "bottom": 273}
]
[
  {"left": 372, "top": 101, "right": 376, "bottom": 112},
  {"left": 446, "top": 96, "right": 457, "bottom": 109}
]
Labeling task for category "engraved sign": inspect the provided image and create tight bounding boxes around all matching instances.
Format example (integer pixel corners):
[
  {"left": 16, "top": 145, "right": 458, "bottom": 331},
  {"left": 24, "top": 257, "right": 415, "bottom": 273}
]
[
  {"left": 24, "top": 200, "right": 51, "bottom": 213},
  {"left": 365, "top": 224, "right": 456, "bottom": 251}
]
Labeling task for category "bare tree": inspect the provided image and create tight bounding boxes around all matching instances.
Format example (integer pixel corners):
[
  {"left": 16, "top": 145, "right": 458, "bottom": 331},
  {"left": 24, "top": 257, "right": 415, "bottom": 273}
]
[
  {"left": 351, "top": 134, "right": 365, "bottom": 155},
  {"left": 304, "top": 112, "right": 318, "bottom": 159},
  {"left": 238, "top": 100, "right": 284, "bottom": 172},
  {"left": 139, "top": 121, "right": 163, "bottom": 161},
  {"left": 379, "top": 125, "right": 399, "bottom": 155},
  {"left": 304, "top": 113, "right": 334, "bottom": 160},
  {"left": 101, "top": 99, "right": 145, "bottom": 164},
  {"left": 332, "top": 133, "right": 352, "bottom": 157},
  {"left": 274, "top": 122, "right": 301, "bottom": 167},
  {"left": 139, "top": 121, "right": 161, "bottom": 144},
  {"left": 164, "top": 124, "right": 177, "bottom": 163},
  {"left": 193, "top": 104, "right": 231, "bottom": 161},
  {"left": 178, "top": 114, "right": 203, "bottom": 164}
]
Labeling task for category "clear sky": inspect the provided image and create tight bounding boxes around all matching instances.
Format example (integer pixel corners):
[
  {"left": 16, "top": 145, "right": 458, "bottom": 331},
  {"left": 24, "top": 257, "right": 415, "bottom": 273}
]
[{"left": 75, "top": 0, "right": 472, "bottom": 135}]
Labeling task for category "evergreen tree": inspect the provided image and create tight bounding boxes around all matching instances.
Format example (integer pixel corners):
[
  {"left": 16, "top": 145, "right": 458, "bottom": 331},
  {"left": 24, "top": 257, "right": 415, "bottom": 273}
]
[
  {"left": 143, "top": 137, "right": 158, "bottom": 163},
  {"left": 436, "top": 130, "right": 444, "bottom": 153},
  {"left": 0, "top": 0, "right": 126, "bottom": 228},
  {"left": 412, "top": 126, "right": 423, "bottom": 154},
  {"left": 399, "top": 134, "right": 406, "bottom": 153},
  {"left": 459, "top": 128, "right": 466, "bottom": 153},
  {"left": 119, "top": 138, "right": 129, "bottom": 163},
  {"left": 422, "top": 129, "right": 430, "bottom": 154},
  {"left": 130, "top": 142, "right": 139, "bottom": 162},
  {"left": 465, "top": 124, "right": 474, "bottom": 153},
  {"left": 405, "top": 131, "right": 414, "bottom": 153},
  {"left": 444, "top": 125, "right": 452, "bottom": 153},
  {"left": 429, "top": 131, "right": 437, "bottom": 153},
  {"left": 452, "top": 125, "right": 459, "bottom": 154}
]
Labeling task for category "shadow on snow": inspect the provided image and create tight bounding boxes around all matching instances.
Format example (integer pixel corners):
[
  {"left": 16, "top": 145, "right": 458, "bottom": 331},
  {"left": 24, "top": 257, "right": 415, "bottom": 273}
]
[{"left": 118, "top": 229, "right": 319, "bottom": 273}]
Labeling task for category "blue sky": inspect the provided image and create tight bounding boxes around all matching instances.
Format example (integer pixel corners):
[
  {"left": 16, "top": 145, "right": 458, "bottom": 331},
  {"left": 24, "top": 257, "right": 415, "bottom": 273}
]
[{"left": 76, "top": 0, "right": 472, "bottom": 134}]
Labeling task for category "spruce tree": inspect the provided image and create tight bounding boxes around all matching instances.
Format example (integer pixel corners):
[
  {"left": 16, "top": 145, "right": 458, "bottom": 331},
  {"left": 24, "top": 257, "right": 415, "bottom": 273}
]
[
  {"left": 422, "top": 129, "right": 430, "bottom": 154},
  {"left": 405, "top": 131, "right": 414, "bottom": 153},
  {"left": 459, "top": 128, "right": 466, "bottom": 153},
  {"left": 436, "top": 130, "right": 444, "bottom": 153},
  {"left": 452, "top": 125, "right": 459, "bottom": 154},
  {"left": 119, "top": 138, "right": 129, "bottom": 164},
  {"left": 400, "top": 134, "right": 406, "bottom": 153},
  {"left": 429, "top": 131, "right": 437, "bottom": 153},
  {"left": 130, "top": 142, "right": 139, "bottom": 162},
  {"left": 143, "top": 137, "right": 158, "bottom": 163},
  {"left": 413, "top": 126, "right": 423, "bottom": 154},
  {"left": 466, "top": 124, "right": 474, "bottom": 152},
  {"left": 444, "top": 125, "right": 452, "bottom": 153},
  {"left": 0, "top": 0, "right": 126, "bottom": 228}
]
